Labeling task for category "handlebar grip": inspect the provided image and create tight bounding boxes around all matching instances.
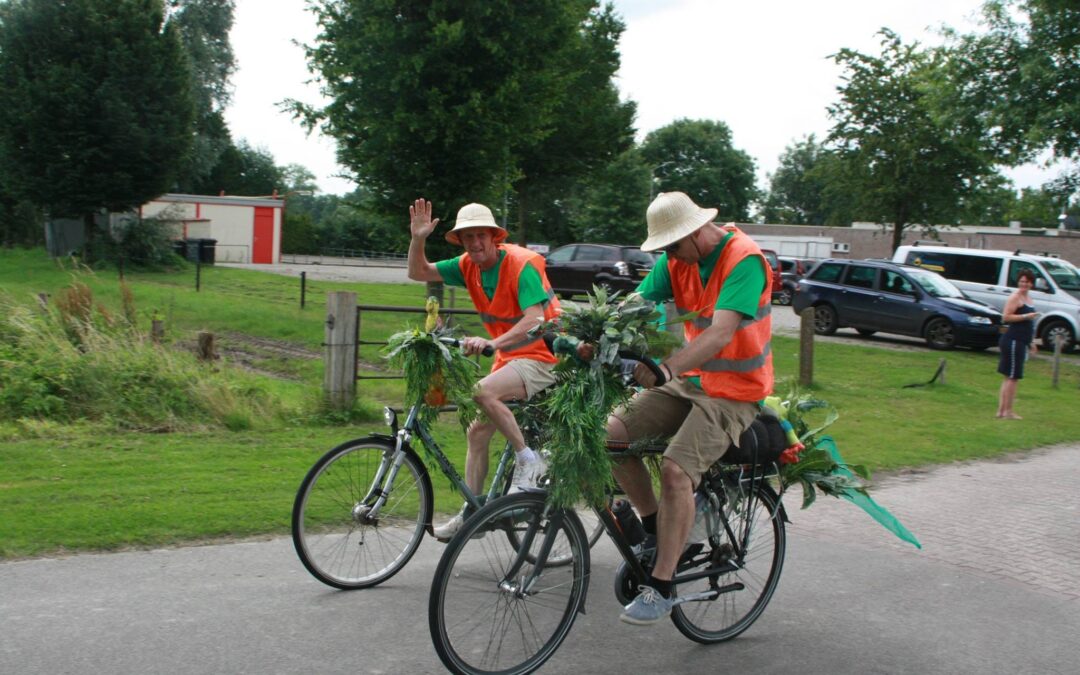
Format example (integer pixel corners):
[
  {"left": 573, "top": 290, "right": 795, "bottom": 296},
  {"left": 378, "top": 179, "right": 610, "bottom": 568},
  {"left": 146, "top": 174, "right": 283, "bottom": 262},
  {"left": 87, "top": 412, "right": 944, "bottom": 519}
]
[
  {"left": 438, "top": 336, "right": 495, "bottom": 357},
  {"left": 617, "top": 349, "right": 666, "bottom": 386}
]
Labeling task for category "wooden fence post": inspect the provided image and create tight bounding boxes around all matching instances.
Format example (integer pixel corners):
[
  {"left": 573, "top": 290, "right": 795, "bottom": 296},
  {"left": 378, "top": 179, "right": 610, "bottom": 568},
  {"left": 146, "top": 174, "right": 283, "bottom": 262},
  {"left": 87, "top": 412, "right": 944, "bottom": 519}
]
[
  {"left": 324, "top": 291, "right": 358, "bottom": 409},
  {"left": 798, "top": 307, "right": 814, "bottom": 387},
  {"left": 1051, "top": 335, "right": 1063, "bottom": 388},
  {"left": 151, "top": 319, "right": 165, "bottom": 343},
  {"left": 196, "top": 331, "right": 216, "bottom": 361}
]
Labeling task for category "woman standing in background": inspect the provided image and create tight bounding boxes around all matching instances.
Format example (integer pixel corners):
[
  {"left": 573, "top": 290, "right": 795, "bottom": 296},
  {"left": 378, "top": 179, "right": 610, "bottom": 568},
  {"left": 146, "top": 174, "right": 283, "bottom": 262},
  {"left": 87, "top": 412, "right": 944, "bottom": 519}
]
[{"left": 996, "top": 269, "right": 1039, "bottom": 419}]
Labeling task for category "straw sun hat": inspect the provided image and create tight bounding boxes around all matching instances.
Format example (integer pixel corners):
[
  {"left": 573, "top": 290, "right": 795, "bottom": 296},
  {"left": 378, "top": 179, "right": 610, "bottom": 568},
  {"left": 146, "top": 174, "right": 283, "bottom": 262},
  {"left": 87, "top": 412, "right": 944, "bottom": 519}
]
[
  {"left": 445, "top": 203, "right": 509, "bottom": 245},
  {"left": 640, "top": 191, "right": 718, "bottom": 252}
]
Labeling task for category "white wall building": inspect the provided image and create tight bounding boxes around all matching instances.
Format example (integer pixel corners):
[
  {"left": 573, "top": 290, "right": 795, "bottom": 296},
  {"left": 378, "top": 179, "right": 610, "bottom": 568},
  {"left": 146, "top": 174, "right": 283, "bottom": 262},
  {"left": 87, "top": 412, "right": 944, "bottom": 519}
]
[{"left": 141, "top": 193, "right": 284, "bottom": 264}]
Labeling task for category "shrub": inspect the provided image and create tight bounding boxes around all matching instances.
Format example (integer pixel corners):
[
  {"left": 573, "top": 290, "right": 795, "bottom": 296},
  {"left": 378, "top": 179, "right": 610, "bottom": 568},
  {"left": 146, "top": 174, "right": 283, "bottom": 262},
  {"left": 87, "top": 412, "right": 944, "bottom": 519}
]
[{"left": 0, "top": 284, "right": 286, "bottom": 431}]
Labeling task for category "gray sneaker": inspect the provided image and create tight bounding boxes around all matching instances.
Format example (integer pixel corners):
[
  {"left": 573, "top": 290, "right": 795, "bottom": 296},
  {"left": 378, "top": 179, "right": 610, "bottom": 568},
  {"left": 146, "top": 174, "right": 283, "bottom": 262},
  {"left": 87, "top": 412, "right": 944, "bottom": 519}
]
[
  {"left": 510, "top": 457, "right": 547, "bottom": 493},
  {"left": 619, "top": 585, "right": 674, "bottom": 625}
]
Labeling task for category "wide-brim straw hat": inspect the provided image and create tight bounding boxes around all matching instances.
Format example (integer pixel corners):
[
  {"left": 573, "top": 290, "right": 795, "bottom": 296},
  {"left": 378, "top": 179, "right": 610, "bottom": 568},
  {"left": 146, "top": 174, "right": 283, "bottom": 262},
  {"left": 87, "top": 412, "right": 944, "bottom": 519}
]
[
  {"left": 445, "top": 203, "right": 508, "bottom": 245},
  {"left": 640, "top": 191, "right": 717, "bottom": 252}
]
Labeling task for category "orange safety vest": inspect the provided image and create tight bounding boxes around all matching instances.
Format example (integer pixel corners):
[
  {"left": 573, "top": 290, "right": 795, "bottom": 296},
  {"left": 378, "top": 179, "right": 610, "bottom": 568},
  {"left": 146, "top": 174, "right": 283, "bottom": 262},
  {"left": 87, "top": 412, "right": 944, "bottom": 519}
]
[
  {"left": 669, "top": 226, "right": 773, "bottom": 402},
  {"left": 459, "top": 244, "right": 560, "bottom": 371}
]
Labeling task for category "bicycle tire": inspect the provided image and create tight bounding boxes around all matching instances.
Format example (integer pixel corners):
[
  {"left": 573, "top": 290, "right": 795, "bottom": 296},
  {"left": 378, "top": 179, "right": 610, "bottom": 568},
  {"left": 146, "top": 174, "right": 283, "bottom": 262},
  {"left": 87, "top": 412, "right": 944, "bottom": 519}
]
[
  {"left": 292, "top": 436, "right": 431, "bottom": 589},
  {"left": 429, "top": 492, "right": 590, "bottom": 675},
  {"left": 670, "top": 482, "right": 785, "bottom": 643}
]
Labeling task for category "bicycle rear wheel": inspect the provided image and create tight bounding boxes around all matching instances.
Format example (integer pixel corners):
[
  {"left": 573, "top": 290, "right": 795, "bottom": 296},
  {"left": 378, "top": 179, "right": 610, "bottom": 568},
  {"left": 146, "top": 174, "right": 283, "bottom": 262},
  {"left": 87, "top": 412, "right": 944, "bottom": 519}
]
[
  {"left": 292, "top": 437, "right": 430, "bottom": 589},
  {"left": 670, "top": 482, "right": 785, "bottom": 643},
  {"left": 429, "top": 492, "right": 590, "bottom": 675}
]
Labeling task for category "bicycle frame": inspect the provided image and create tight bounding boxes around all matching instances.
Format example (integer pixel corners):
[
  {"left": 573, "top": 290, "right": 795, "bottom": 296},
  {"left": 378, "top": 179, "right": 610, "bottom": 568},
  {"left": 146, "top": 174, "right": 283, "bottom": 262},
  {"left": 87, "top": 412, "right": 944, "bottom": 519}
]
[{"left": 359, "top": 396, "right": 518, "bottom": 528}]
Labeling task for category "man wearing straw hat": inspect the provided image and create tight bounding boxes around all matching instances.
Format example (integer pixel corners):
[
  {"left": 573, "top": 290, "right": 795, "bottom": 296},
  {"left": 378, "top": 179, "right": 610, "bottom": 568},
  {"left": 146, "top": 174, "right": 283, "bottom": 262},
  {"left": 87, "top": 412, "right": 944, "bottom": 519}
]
[
  {"left": 610, "top": 191, "right": 774, "bottom": 625},
  {"left": 408, "top": 198, "right": 561, "bottom": 539}
]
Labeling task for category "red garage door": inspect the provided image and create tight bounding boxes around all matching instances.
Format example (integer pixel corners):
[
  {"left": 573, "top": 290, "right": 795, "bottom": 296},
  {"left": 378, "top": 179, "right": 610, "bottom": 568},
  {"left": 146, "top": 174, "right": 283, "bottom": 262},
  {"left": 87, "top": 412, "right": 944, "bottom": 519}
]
[{"left": 252, "top": 207, "right": 274, "bottom": 263}]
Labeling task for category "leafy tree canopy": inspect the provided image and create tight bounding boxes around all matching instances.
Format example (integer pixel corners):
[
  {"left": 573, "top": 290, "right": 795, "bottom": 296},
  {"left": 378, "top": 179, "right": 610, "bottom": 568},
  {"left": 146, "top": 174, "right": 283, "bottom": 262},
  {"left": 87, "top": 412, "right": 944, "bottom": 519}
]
[
  {"left": 640, "top": 119, "right": 758, "bottom": 222},
  {"left": 826, "top": 30, "right": 997, "bottom": 250},
  {"left": 295, "top": 0, "right": 630, "bottom": 258},
  {"left": 167, "top": 0, "right": 237, "bottom": 192},
  {"left": 0, "top": 0, "right": 194, "bottom": 221},
  {"left": 949, "top": 0, "right": 1080, "bottom": 165}
]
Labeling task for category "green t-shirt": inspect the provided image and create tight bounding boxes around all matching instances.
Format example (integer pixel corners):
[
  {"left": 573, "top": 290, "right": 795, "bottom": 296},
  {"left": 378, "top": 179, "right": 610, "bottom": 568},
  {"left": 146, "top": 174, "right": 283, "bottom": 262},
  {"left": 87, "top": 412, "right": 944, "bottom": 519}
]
[
  {"left": 435, "top": 249, "right": 549, "bottom": 307},
  {"left": 636, "top": 232, "right": 766, "bottom": 317}
]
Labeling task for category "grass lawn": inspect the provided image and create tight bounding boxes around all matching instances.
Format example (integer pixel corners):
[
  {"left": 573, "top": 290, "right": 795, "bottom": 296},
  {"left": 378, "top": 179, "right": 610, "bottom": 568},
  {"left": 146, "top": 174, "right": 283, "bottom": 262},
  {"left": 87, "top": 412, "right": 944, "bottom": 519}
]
[{"left": 2, "top": 247, "right": 1079, "bottom": 559}]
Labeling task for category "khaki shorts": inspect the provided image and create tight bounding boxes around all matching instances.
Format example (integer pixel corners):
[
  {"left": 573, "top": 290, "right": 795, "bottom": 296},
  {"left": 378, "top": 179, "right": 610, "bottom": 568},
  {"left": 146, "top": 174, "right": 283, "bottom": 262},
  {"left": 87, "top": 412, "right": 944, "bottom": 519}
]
[
  {"left": 611, "top": 377, "right": 759, "bottom": 486},
  {"left": 502, "top": 357, "right": 557, "bottom": 400}
]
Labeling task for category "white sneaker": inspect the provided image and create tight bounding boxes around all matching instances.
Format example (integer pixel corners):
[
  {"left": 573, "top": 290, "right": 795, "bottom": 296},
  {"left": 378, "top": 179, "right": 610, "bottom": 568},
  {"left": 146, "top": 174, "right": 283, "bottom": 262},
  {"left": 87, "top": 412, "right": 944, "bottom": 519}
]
[
  {"left": 510, "top": 457, "right": 547, "bottom": 493},
  {"left": 433, "top": 505, "right": 484, "bottom": 542},
  {"left": 433, "top": 505, "right": 467, "bottom": 541}
]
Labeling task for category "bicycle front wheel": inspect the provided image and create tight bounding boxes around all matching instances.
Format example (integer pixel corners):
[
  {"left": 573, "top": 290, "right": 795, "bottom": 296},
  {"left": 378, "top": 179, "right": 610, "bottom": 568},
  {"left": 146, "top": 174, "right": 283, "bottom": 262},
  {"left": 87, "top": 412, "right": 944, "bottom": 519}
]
[
  {"left": 671, "top": 482, "right": 785, "bottom": 643},
  {"left": 292, "top": 437, "right": 430, "bottom": 589},
  {"left": 429, "top": 492, "right": 590, "bottom": 675}
]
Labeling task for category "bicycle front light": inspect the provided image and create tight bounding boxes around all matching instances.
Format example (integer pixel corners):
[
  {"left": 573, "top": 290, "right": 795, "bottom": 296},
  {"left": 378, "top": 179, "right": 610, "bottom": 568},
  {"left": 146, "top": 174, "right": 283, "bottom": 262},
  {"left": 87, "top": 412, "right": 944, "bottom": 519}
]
[{"left": 383, "top": 406, "right": 398, "bottom": 432}]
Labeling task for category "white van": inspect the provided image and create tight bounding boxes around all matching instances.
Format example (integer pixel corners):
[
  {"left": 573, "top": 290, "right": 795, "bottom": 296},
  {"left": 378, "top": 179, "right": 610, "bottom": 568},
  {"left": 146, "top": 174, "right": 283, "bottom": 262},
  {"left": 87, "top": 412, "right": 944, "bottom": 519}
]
[{"left": 893, "top": 245, "right": 1080, "bottom": 351}]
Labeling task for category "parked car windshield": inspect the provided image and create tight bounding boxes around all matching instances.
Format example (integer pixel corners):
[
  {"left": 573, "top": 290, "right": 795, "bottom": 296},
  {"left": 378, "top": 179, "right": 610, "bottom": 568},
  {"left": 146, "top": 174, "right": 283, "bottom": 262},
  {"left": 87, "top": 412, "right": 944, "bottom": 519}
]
[
  {"left": 907, "top": 267, "right": 965, "bottom": 298},
  {"left": 623, "top": 248, "right": 656, "bottom": 268},
  {"left": 1042, "top": 259, "right": 1080, "bottom": 291}
]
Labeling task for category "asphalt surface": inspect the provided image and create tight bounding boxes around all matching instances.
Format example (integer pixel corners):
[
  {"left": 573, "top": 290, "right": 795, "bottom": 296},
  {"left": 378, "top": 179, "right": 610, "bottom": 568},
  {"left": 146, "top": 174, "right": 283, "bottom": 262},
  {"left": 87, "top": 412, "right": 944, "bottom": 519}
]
[{"left": 2, "top": 443, "right": 1079, "bottom": 674}]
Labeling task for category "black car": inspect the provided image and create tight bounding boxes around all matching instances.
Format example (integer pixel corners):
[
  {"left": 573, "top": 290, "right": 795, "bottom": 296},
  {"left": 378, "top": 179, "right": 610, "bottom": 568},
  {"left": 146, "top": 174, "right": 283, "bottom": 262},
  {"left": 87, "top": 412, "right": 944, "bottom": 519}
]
[
  {"left": 543, "top": 243, "right": 657, "bottom": 299},
  {"left": 792, "top": 259, "right": 1002, "bottom": 350}
]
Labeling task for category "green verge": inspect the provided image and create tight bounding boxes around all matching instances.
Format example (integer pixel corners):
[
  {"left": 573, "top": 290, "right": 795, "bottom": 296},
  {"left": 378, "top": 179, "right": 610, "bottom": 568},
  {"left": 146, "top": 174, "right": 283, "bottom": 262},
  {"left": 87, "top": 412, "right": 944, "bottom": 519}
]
[{"left": 1, "top": 248, "right": 1079, "bottom": 559}]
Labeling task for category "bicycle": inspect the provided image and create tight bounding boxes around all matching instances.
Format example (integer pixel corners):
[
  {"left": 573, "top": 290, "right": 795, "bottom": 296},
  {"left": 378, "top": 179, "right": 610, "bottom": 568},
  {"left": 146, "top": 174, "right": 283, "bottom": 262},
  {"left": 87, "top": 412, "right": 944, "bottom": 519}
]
[
  {"left": 427, "top": 355, "right": 790, "bottom": 675},
  {"left": 291, "top": 337, "right": 605, "bottom": 590}
]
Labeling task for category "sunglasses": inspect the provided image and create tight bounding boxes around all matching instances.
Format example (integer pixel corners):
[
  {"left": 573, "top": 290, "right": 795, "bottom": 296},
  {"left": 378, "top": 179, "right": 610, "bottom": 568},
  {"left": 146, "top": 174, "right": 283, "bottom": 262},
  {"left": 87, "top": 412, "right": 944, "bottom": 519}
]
[{"left": 663, "top": 238, "right": 684, "bottom": 255}]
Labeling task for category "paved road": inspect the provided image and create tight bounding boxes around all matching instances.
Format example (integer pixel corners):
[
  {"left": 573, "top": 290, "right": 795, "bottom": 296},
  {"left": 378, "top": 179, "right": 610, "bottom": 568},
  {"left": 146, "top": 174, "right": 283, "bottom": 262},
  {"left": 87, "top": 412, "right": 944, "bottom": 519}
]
[{"left": 2, "top": 444, "right": 1078, "bottom": 674}]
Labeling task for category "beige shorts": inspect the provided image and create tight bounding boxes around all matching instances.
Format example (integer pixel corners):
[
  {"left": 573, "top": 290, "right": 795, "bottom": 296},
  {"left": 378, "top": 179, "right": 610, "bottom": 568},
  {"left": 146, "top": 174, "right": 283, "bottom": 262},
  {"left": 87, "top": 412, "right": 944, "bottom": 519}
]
[
  {"left": 611, "top": 377, "right": 759, "bottom": 486},
  {"left": 502, "top": 357, "right": 557, "bottom": 400}
]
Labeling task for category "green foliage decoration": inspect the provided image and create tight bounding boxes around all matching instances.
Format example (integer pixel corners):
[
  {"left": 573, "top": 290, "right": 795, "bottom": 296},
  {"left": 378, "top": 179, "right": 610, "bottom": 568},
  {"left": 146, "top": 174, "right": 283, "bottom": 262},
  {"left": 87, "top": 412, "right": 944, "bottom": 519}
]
[
  {"left": 778, "top": 388, "right": 870, "bottom": 509},
  {"left": 536, "top": 288, "right": 680, "bottom": 509},
  {"left": 382, "top": 300, "right": 481, "bottom": 432}
]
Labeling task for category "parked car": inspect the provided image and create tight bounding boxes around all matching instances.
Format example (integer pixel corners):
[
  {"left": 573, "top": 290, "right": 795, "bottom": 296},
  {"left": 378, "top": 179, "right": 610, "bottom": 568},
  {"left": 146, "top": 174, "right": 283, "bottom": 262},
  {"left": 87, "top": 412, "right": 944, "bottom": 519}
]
[
  {"left": 792, "top": 258, "right": 1002, "bottom": 350},
  {"left": 760, "top": 249, "right": 786, "bottom": 305},
  {"left": 774, "top": 256, "right": 816, "bottom": 306},
  {"left": 543, "top": 243, "right": 657, "bottom": 299},
  {"left": 893, "top": 244, "right": 1080, "bottom": 352}
]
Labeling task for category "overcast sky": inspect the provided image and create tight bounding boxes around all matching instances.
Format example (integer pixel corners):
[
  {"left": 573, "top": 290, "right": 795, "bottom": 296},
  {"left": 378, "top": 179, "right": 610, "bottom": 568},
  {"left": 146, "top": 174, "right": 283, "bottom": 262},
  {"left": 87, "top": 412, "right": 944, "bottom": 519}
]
[{"left": 224, "top": 0, "right": 1062, "bottom": 198}]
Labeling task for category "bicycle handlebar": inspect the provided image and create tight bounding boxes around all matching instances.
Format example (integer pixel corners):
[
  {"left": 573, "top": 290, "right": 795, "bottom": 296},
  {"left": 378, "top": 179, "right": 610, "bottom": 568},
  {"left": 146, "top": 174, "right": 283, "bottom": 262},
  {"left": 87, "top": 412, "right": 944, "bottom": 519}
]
[
  {"left": 438, "top": 336, "right": 495, "bottom": 357},
  {"left": 616, "top": 349, "right": 667, "bottom": 387}
]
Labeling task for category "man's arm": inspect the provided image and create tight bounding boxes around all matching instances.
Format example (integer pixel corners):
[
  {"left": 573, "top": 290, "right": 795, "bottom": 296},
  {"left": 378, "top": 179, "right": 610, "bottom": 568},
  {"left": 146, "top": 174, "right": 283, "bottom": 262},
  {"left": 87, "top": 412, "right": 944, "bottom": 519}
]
[
  {"left": 408, "top": 198, "right": 444, "bottom": 282},
  {"left": 462, "top": 303, "right": 546, "bottom": 356}
]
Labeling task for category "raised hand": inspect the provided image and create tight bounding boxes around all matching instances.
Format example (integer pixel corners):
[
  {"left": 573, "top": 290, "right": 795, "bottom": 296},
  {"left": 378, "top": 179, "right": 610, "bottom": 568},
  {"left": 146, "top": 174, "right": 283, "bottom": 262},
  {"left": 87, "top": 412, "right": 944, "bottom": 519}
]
[{"left": 409, "top": 198, "right": 440, "bottom": 239}]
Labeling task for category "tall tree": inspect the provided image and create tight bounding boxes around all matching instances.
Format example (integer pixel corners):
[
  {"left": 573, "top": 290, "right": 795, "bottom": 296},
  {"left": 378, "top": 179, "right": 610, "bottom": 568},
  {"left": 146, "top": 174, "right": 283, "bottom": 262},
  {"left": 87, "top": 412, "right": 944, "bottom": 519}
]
[
  {"left": 0, "top": 0, "right": 193, "bottom": 248},
  {"left": 197, "top": 141, "right": 283, "bottom": 196},
  {"left": 511, "top": 2, "right": 636, "bottom": 244},
  {"left": 949, "top": 1, "right": 1080, "bottom": 170},
  {"left": 296, "top": 1, "right": 625, "bottom": 257},
  {"left": 826, "top": 30, "right": 996, "bottom": 251},
  {"left": 640, "top": 119, "right": 758, "bottom": 221},
  {"left": 760, "top": 135, "right": 841, "bottom": 225},
  {"left": 568, "top": 148, "right": 650, "bottom": 243},
  {"left": 167, "top": 0, "right": 237, "bottom": 192}
]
